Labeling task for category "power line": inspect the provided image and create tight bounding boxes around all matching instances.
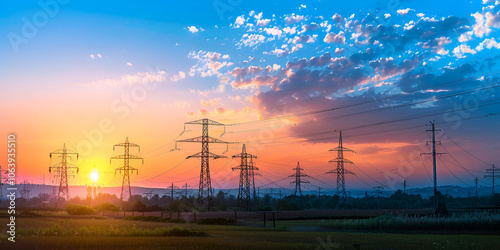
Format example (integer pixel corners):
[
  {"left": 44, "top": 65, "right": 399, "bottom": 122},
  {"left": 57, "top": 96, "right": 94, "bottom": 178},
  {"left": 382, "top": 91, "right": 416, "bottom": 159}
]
[
  {"left": 438, "top": 157, "right": 472, "bottom": 187},
  {"left": 226, "top": 72, "right": 500, "bottom": 128},
  {"left": 441, "top": 132, "right": 492, "bottom": 166},
  {"left": 239, "top": 98, "right": 500, "bottom": 145},
  {"left": 438, "top": 145, "right": 482, "bottom": 177}
]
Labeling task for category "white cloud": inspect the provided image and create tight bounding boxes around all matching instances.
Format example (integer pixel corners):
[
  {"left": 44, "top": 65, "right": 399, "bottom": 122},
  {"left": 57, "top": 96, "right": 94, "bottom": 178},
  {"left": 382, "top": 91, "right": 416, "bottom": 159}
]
[
  {"left": 283, "top": 26, "right": 297, "bottom": 34},
  {"left": 476, "top": 38, "right": 500, "bottom": 51},
  {"left": 452, "top": 44, "right": 477, "bottom": 58},
  {"left": 254, "top": 12, "right": 263, "bottom": 20},
  {"left": 264, "top": 26, "right": 282, "bottom": 36},
  {"left": 486, "top": 11, "right": 500, "bottom": 28},
  {"left": 170, "top": 71, "right": 186, "bottom": 81},
  {"left": 188, "top": 50, "right": 232, "bottom": 78},
  {"left": 332, "top": 13, "right": 344, "bottom": 23},
  {"left": 187, "top": 26, "right": 199, "bottom": 33},
  {"left": 90, "top": 53, "right": 102, "bottom": 59},
  {"left": 323, "top": 31, "right": 345, "bottom": 44},
  {"left": 291, "top": 43, "right": 303, "bottom": 53},
  {"left": 292, "top": 34, "right": 316, "bottom": 43},
  {"left": 83, "top": 71, "right": 167, "bottom": 88},
  {"left": 458, "top": 31, "right": 473, "bottom": 43},
  {"left": 239, "top": 34, "right": 266, "bottom": 47},
  {"left": 257, "top": 18, "right": 271, "bottom": 26},
  {"left": 434, "top": 37, "right": 452, "bottom": 55},
  {"left": 234, "top": 15, "right": 246, "bottom": 28},
  {"left": 397, "top": 8, "right": 413, "bottom": 16},
  {"left": 472, "top": 12, "right": 491, "bottom": 38},
  {"left": 334, "top": 47, "right": 344, "bottom": 55},
  {"left": 384, "top": 13, "right": 391, "bottom": 19},
  {"left": 268, "top": 48, "right": 289, "bottom": 57},
  {"left": 284, "top": 14, "right": 305, "bottom": 25},
  {"left": 126, "top": 62, "right": 133, "bottom": 67}
]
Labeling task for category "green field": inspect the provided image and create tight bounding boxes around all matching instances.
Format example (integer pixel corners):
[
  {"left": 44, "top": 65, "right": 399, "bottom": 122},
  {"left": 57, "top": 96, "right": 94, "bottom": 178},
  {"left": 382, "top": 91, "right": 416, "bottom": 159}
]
[{"left": 1, "top": 214, "right": 499, "bottom": 249}]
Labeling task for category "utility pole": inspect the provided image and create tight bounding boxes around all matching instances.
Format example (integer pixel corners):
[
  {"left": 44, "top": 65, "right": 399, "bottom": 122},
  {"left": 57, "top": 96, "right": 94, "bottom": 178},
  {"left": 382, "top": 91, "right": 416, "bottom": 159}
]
[
  {"left": 327, "top": 131, "right": 356, "bottom": 202},
  {"left": 182, "top": 183, "right": 191, "bottom": 197},
  {"left": 474, "top": 177, "right": 479, "bottom": 207},
  {"left": 232, "top": 144, "right": 258, "bottom": 210},
  {"left": 403, "top": 179, "right": 407, "bottom": 193},
  {"left": 474, "top": 177, "right": 479, "bottom": 199},
  {"left": 289, "top": 162, "right": 309, "bottom": 196},
  {"left": 421, "top": 121, "right": 445, "bottom": 212},
  {"left": 0, "top": 165, "right": 3, "bottom": 209},
  {"left": 111, "top": 137, "right": 143, "bottom": 204},
  {"left": 174, "top": 118, "right": 236, "bottom": 209},
  {"left": 484, "top": 164, "right": 499, "bottom": 207},
  {"left": 49, "top": 143, "right": 79, "bottom": 205}
]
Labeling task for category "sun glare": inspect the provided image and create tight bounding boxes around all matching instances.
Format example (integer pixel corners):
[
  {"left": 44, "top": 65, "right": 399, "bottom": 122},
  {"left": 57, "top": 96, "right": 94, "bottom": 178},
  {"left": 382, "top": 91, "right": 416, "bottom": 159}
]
[{"left": 90, "top": 168, "right": 99, "bottom": 183}]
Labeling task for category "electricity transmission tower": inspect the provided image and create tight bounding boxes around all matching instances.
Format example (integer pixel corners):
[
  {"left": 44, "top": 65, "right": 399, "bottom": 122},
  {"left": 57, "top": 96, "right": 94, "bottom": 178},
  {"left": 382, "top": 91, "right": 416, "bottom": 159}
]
[
  {"left": 20, "top": 180, "right": 31, "bottom": 208},
  {"left": 289, "top": 162, "right": 309, "bottom": 196},
  {"left": 143, "top": 190, "right": 154, "bottom": 200},
  {"left": 327, "top": 131, "right": 356, "bottom": 202},
  {"left": 484, "top": 164, "right": 499, "bottom": 207},
  {"left": 174, "top": 118, "right": 235, "bottom": 209},
  {"left": 421, "top": 121, "right": 446, "bottom": 213},
  {"left": 111, "top": 137, "right": 143, "bottom": 204},
  {"left": 249, "top": 156, "right": 261, "bottom": 200},
  {"left": 372, "top": 186, "right": 384, "bottom": 197},
  {"left": 49, "top": 144, "right": 79, "bottom": 204},
  {"left": 166, "top": 183, "right": 179, "bottom": 200},
  {"left": 232, "top": 144, "right": 258, "bottom": 209}
]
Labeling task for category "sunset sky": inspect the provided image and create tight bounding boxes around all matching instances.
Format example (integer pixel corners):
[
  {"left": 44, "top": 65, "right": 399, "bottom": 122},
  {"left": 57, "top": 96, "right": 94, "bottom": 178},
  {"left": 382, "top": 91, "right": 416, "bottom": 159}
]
[{"left": 1, "top": 0, "right": 500, "bottom": 194}]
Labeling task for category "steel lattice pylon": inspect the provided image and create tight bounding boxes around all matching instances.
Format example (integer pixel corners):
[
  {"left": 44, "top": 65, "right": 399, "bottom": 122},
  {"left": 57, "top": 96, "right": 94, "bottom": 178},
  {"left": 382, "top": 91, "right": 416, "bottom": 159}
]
[
  {"left": 289, "top": 162, "right": 309, "bottom": 196},
  {"left": 249, "top": 156, "right": 260, "bottom": 200},
  {"left": 111, "top": 137, "right": 143, "bottom": 204},
  {"left": 175, "top": 118, "right": 236, "bottom": 209},
  {"left": 232, "top": 144, "right": 258, "bottom": 209},
  {"left": 49, "top": 144, "right": 79, "bottom": 205},
  {"left": 327, "top": 131, "right": 356, "bottom": 202},
  {"left": 166, "top": 183, "right": 179, "bottom": 200}
]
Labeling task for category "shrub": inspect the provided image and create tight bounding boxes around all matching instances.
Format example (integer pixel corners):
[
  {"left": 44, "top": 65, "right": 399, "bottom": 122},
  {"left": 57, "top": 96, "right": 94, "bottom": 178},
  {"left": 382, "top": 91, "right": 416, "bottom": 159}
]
[
  {"left": 65, "top": 204, "right": 95, "bottom": 215},
  {"left": 95, "top": 202, "right": 119, "bottom": 212}
]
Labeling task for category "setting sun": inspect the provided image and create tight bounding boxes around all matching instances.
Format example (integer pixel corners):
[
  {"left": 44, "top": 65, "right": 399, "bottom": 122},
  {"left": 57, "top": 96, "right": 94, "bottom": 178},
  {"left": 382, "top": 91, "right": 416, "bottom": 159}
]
[{"left": 90, "top": 168, "right": 99, "bottom": 183}]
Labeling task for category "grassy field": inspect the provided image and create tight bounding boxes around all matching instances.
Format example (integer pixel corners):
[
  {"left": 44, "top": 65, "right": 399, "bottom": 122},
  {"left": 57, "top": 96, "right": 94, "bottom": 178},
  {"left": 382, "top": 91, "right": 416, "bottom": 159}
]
[{"left": 1, "top": 213, "right": 499, "bottom": 249}]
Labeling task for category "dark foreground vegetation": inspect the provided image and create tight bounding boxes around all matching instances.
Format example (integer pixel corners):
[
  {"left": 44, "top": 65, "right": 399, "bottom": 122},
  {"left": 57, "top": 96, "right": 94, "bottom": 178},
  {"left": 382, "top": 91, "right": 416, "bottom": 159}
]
[{"left": 20, "top": 189, "right": 500, "bottom": 213}]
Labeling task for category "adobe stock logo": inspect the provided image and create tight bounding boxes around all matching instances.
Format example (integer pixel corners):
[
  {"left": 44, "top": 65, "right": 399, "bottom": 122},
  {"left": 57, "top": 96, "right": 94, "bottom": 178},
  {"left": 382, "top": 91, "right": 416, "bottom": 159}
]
[{"left": 7, "top": 0, "right": 70, "bottom": 53}]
